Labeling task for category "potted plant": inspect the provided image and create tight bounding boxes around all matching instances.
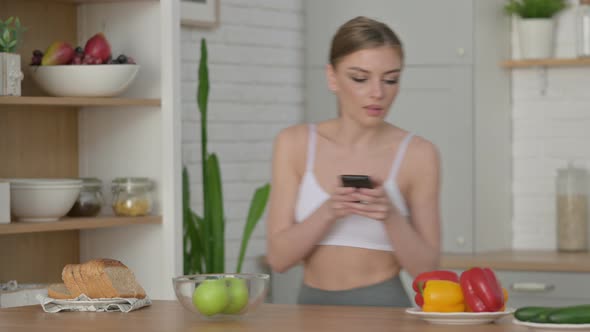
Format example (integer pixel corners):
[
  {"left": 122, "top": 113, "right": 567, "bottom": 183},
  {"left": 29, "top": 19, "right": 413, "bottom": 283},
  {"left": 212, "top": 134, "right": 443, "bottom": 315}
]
[
  {"left": 504, "top": 0, "right": 567, "bottom": 59},
  {"left": 183, "top": 38, "right": 271, "bottom": 275},
  {"left": 0, "top": 16, "right": 25, "bottom": 96}
]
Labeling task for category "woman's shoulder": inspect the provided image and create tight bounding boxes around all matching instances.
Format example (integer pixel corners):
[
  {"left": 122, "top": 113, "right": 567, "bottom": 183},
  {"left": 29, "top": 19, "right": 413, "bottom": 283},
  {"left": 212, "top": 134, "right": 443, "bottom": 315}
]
[
  {"left": 404, "top": 132, "right": 440, "bottom": 169},
  {"left": 276, "top": 123, "right": 309, "bottom": 139},
  {"left": 274, "top": 123, "right": 311, "bottom": 147},
  {"left": 272, "top": 124, "right": 312, "bottom": 175},
  {"left": 408, "top": 134, "right": 438, "bottom": 155},
  {"left": 390, "top": 126, "right": 439, "bottom": 161}
]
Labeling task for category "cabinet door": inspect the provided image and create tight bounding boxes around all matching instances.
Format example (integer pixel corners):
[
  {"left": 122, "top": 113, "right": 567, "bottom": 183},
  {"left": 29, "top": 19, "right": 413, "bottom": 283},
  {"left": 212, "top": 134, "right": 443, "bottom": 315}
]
[
  {"left": 390, "top": 66, "right": 474, "bottom": 253},
  {"left": 305, "top": 66, "right": 474, "bottom": 253},
  {"left": 304, "top": 0, "right": 473, "bottom": 67},
  {"left": 495, "top": 271, "right": 590, "bottom": 308}
]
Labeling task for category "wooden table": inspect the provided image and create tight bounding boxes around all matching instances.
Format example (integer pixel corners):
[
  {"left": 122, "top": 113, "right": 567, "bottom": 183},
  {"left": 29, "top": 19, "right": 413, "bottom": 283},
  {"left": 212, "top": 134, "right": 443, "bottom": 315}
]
[{"left": 0, "top": 300, "right": 529, "bottom": 332}]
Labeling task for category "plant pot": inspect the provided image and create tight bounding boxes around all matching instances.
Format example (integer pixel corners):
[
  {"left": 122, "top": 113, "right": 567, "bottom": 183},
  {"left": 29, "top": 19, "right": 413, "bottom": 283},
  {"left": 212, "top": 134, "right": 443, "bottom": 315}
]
[
  {"left": 0, "top": 52, "right": 24, "bottom": 96},
  {"left": 518, "top": 18, "right": 555, "bottom": 59}
]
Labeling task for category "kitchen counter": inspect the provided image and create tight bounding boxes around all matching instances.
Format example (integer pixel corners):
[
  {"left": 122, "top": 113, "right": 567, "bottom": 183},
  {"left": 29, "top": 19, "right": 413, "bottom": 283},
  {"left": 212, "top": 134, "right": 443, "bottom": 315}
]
[
  {"left": 441, "top": 250, "right": 590, "bottom": 272},
  {"left": 0, "top": 300, "right": 528, "bottom": 332}
]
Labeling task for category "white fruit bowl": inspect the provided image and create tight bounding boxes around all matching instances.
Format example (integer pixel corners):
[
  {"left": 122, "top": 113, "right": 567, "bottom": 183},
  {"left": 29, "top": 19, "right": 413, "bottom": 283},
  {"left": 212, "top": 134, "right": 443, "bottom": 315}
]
[
  {"left": 29, "top": 64, "right": 139, "bottom": 97},
  {"left": 8, "top": 178, "right": 82, "bottom": 222},
  {"left": 172, "top": 274, "right": 270, "bottom": 320}
]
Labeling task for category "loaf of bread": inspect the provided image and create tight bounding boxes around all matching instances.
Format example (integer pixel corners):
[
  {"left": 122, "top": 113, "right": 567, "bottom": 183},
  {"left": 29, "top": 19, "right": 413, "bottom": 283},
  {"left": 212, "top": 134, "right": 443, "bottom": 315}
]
[{"left": 47, "top": 258, "right": 146, "bottom": 299}]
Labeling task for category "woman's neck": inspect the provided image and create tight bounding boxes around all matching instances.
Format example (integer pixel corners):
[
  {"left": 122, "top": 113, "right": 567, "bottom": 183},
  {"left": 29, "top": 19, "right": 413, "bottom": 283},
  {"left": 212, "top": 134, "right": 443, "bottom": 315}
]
[{"left": 329, "top": 117, "right": 390, "bottom": 148}]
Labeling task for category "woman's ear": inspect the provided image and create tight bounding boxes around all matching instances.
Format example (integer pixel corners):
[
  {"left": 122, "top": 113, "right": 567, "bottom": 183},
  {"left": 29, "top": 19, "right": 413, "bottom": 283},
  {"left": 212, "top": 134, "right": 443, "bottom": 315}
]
[{"left": 326, "top": 64, "right": 338, "bottom": 92}]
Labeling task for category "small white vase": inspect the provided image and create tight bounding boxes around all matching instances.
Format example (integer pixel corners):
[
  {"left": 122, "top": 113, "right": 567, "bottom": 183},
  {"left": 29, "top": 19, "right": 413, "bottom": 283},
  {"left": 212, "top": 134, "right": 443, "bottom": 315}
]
[
  {"left": 518, "top": 18, "right": 555, "bottom": 59},
  {"left": 0, "top": 52, "right": 24, "bottom": 96}
]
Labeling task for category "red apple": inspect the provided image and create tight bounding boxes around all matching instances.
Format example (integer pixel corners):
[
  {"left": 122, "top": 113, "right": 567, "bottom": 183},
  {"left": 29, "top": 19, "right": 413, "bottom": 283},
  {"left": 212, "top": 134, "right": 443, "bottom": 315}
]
[{"left": 84, "top": 33, "right": 111, "bottom": 63}]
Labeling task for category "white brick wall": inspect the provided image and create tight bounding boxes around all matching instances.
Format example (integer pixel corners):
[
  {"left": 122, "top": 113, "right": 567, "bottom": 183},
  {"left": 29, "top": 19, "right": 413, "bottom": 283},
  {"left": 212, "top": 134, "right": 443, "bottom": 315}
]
[
  {"left": 512, "top": 4, "right": 590, "bottom": 249},
  {"left": 181, "top": 0, "right": 304, "bottom": 272}
]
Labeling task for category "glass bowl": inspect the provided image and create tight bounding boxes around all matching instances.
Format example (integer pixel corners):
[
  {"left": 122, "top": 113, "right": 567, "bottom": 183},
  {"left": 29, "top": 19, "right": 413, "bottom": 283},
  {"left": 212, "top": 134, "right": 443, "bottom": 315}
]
[{"left": 172, "top": 273, "right": 270, "bottom": 320}]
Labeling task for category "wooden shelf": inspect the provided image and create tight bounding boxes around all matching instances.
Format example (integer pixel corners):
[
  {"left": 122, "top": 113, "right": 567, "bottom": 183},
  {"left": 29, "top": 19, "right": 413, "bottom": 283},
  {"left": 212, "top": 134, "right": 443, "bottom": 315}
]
[
  {"left": 502, "top": 57, "right": 590, "bottom": 68},
  {"left": 0, "top": 96, "right": 160, "bottom": 107},
  {"left": 0, "top": 215, "right": 162, "bottom": 235}
]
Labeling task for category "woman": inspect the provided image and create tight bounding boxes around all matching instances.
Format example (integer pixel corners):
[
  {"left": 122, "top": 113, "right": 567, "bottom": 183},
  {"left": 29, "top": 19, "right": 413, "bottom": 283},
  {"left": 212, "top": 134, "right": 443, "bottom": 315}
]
[{"left": 266, "top": 16, "right": 441, "bottom": 307}]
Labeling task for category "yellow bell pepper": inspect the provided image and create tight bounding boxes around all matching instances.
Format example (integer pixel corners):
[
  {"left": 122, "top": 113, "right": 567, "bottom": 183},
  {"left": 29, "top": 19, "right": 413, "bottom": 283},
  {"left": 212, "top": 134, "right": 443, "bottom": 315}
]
[
  {"left": 500, "top": 287, "right": 509, "bottom": 311},
  {"left": 422, "top": 280, "right": 465, "bottom": 313}
]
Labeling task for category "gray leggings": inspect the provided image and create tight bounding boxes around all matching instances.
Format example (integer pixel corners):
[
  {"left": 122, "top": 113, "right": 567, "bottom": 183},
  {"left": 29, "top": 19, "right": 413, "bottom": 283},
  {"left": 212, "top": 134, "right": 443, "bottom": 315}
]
[{"left": 297, "top": 276, "right": 412, "bottom": 307}]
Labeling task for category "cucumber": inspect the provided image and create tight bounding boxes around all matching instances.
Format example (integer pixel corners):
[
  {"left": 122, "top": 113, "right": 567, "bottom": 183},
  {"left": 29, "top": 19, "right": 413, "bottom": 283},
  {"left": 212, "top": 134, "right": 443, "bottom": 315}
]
[
  {"left": 529, "top": 310, "right": 554, "bottom": 323},
  {"left": 514, "top": 306, "right": 554, "bottom": 322},
  {"left": 547, "top": 305, "right": 590, "bottom": 324}
]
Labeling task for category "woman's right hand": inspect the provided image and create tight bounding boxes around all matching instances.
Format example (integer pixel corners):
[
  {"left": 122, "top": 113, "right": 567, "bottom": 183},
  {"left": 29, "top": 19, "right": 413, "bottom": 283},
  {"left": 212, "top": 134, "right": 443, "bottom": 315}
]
[{"left": 322, "top": 186, "right": 358, "bottom": 220}]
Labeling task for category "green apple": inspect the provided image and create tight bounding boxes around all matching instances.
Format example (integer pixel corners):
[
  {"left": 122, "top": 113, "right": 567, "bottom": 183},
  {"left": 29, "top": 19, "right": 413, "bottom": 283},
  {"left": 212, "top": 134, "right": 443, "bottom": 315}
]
[
  {"left": 223, "top": 277, "right": 249, "bottom": 314},
  {"left": 192, "top": 279, "right": 229, "bottom": 316}
]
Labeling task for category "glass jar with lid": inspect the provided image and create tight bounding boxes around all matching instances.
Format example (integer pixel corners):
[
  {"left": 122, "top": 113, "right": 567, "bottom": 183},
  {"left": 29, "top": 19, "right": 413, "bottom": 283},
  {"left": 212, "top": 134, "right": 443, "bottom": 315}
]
[
  {"left": 556, "top": 163, "right": 589, "bottom": 251},
  {"left": 67, "top": 177, "right": 104, "bottom": 217},
  {"left": 111, "top": 177, "right": 154, "bottom": 217}
]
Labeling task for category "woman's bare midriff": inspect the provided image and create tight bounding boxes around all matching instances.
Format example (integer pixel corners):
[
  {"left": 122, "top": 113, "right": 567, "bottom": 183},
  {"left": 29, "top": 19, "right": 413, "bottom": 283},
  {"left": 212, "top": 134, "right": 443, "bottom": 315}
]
[{"left": 303, "top": 245, "right": 401, "bottom": 291}]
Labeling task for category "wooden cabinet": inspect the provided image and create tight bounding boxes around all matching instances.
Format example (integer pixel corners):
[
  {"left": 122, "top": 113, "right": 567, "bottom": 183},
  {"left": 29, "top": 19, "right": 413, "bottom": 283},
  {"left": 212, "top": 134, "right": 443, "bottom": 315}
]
[
  {"left": 303, "top": 0, "right": 512, "bottom": 254},
  {"left": 0, "top": 0, "right": 182, "bottom": 299}
]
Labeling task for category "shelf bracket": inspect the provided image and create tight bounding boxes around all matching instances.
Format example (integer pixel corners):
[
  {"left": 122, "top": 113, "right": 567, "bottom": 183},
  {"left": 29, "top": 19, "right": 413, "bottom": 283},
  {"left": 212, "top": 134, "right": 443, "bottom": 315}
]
[{"left": 536, "top": 66, "right": 548, "bottom": 96}]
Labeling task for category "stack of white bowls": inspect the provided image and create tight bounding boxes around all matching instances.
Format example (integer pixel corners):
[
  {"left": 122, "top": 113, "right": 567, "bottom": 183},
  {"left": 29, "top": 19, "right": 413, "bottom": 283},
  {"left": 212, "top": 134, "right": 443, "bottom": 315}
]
[{"left": 8, "top": 179, "right": 82, "bottom": 222}]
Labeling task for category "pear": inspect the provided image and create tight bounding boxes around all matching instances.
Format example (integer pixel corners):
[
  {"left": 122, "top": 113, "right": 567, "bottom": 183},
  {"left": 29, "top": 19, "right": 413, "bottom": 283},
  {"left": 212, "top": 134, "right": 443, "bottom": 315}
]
[{"left": 41, "top": 41, "right": 75, "bottom": 65}]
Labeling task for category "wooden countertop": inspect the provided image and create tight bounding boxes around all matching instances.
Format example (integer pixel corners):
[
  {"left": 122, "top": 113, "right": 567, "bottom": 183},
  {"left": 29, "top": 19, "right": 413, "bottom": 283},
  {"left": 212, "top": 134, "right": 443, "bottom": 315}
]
[
  {"left": 0, "top": 300, "right": 527, "bottom": 332},
  {"left": 441, "top": 250, "right": 590, "bottom": 272}
]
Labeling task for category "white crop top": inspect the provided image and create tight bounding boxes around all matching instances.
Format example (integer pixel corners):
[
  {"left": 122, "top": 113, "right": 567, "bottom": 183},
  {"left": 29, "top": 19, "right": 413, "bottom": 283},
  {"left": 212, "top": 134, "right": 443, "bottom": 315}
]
[{"left": 294, "top": 124, "right": 413, "bottom": 251}]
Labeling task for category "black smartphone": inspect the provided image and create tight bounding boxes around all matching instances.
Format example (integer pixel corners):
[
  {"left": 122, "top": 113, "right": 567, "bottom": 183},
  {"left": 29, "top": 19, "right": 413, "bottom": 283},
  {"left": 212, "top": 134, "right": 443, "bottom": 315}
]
[{"left": 340, "top": 175, "right": 373, "bottom": 189}]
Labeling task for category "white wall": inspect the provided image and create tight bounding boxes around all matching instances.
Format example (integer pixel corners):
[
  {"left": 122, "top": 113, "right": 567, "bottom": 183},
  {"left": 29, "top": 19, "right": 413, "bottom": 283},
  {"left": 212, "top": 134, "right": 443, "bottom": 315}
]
[
  {"left": 511, "top": 4, "right": 590, "bottom": 249},
  {"left": 180, "top": 0, "right": 304, "bottom": 273}
]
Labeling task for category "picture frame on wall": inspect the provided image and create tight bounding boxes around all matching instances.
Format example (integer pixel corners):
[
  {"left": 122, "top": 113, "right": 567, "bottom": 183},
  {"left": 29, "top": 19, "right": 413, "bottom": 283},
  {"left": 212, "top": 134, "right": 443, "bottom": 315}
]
[{"left": 180, "top": 0, "right": 220, "bottom": 28}]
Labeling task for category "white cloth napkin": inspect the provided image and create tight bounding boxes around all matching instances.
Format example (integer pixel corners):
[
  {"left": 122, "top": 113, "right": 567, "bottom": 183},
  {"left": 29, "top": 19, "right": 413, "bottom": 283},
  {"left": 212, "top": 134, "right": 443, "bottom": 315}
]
[{"left": 36, "top": 294, "right": 151, "bottom": 313}]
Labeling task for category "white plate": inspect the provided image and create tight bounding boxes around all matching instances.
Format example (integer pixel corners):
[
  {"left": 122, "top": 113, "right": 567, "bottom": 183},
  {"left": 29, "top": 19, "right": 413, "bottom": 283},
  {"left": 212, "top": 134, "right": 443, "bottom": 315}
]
[
  {"left": 512, "top": 318, "right": 590, "bottom": 330},
  {"left": 405, "top": 307, "right": 515, "bottom": 325},
  {"left": 52, "top": 298, "right": 129, "bottom": 305}
]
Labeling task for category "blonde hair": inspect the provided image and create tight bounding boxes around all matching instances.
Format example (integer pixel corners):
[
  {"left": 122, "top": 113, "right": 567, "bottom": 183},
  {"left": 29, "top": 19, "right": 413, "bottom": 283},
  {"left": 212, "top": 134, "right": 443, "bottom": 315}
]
[{"left": 329, "top": 16, "right": 404, "bottom": 67}]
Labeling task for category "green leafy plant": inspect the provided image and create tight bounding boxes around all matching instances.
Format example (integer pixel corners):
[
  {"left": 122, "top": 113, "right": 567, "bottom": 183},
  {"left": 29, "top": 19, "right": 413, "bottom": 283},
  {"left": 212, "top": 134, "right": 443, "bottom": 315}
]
[
  {"left": 183, "top": 38, "right": 271, "bottom": 275},
  {"left": 0, "top": 17, "right": 26, "bottom": 53},
  {"left": 504, "top": 0, "right": 567, "bottom": 18}
]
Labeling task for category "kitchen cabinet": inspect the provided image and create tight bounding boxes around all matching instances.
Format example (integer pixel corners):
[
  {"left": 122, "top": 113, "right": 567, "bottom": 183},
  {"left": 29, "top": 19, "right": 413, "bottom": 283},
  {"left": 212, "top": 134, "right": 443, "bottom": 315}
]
[
  {"left": 447, "top": 268, "right": 590, "bottom": 308},
  {"left": 0, "top": 0, "right": 182, "bottom": 299},
  {"left": 496, "top": 270, "right": 590, "bottom": 307},
  {"left": 303, "top": 0, "right": 512, "bottom": 253},
  {"left": 442, "top": 251, "right": 590, "bottom": 307},
  {"left": 304, "top": 0, "right": 474, "bottom": 67}
]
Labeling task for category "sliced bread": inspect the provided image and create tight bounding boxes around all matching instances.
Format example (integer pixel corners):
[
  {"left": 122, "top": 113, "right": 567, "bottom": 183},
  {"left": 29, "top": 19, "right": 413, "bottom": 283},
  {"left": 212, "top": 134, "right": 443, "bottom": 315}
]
[
  {"left": 47, "top": 283, "right": 72, "bottom": 299},
  {"left": 72, "top": 264, "right": 90, "bottom": 297},
  {"left": 56, "top": 258, "right": 147, "bottom": 300},
  {"left": 89, "top": 259, "right": 119, "bottom": 298},
  {"left": 62, "top": 264, "right": 82, "bottom": 298},
  {"left": 97, "top": 258, "right": 146, "bottom": 299},
  {"left": 79, "top": 260, "right": 105, "bottom": 298}
]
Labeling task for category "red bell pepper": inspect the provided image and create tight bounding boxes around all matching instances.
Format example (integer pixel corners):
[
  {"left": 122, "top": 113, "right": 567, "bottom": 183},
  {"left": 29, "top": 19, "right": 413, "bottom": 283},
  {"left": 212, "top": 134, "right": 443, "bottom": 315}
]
[
  {"left": 459, "top": 267, "right": 504, "bottom": 312},
  {"left": 412, "top": 270, "right": 459, "bottom": 307}
]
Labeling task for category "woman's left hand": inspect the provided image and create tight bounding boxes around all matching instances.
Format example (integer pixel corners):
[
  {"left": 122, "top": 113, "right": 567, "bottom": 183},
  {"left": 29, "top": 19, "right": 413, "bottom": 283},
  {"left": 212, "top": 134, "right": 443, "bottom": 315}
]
[{"left": 349, "top": 185, "right": 401, "bottom": 222}]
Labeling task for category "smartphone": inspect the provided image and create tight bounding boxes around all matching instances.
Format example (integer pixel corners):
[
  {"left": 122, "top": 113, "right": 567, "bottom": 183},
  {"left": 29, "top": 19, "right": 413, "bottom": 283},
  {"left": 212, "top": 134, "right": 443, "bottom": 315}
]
[{"left": 340, "top": 175, "right": 373, "bottom": 189}]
